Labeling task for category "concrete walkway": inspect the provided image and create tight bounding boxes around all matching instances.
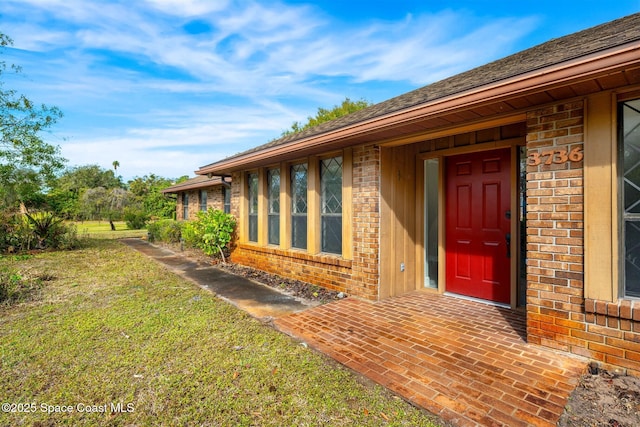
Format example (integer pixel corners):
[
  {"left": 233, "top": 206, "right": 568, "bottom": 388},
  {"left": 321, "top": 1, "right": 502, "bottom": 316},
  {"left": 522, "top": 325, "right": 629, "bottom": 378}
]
[
  {"left": 121, "top": 238, "right": 316, "bottom": 319},
  {"left": 123, "top": 238, "right": 588, "bottom": 426}
]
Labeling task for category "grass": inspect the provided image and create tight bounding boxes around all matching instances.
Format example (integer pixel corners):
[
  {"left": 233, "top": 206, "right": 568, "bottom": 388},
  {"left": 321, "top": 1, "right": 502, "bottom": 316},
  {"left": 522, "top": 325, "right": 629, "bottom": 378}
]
[
  {"left": 0, "top": 239, "right": 443, "bottom": 426},
  {"left": 71, "top": 220, "right": 147, "bottom": 239}
]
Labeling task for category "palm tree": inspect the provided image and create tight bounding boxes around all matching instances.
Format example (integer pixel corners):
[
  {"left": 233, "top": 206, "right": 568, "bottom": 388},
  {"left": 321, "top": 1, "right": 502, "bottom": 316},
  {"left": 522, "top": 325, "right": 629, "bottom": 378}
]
[{"left": 112, "top": 160, "right": 120, "bottom": 173}]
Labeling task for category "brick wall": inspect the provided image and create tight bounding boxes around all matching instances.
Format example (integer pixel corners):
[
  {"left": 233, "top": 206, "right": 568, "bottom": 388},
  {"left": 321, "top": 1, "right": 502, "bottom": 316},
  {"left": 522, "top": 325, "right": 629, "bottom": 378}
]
[
  {"left": 209, "top": 186, "right": 225, "bottom": 211},
  {"left": 526, "top": 100, "right": 640, "bottom": 375},
  {"left": 229, "top": 144, "right": 381, "bottom": 300},
  {"left": 175, "top": 186, "right": 226, "bottom": 221}
]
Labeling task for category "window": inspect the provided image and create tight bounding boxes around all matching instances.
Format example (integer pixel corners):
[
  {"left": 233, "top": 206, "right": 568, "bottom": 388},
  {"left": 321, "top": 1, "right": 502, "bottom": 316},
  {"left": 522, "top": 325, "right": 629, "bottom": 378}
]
[
  {"left": 223, "top": 186, "right": 231, "bottom": 214},
  {"left": 248, "top": 173, "right": 259, "bottom": 242},
  {"left": 321, "top": 157, "right": 342, "bottom": 254},
  {"left": 268, "top": 168, "right": 280, "bottom": 245},
  {"left": 199, "top": 190, "right": 207, "bottom": 211},
  {"left": 182, "top": 193, "right": 189, "bottom": 220},
  {"left": 621, "top": 98, "right": 640, "bottom": 298},
  {"left": 291, "top": 163, "right": 308, "bottom": 249},
  {"left": 424, "top": 159, "right": 439, "bottom": 288}
]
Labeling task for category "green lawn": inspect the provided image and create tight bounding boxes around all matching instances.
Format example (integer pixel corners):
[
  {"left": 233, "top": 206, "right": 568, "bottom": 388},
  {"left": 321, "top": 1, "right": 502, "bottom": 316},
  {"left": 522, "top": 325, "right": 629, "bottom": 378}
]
[
  {"left": 71, "top": 220, "right": 147, "bottom": 239},
  {"left": 0, "top": 239, "right": 443, "bottom": 426}
]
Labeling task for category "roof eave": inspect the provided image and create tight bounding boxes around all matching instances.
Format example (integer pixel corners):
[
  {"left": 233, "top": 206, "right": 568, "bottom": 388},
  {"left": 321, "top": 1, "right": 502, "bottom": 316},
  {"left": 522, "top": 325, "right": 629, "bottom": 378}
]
[
  {"left": 197, "top": 41, "right": 640, "bottom": 175},
  {"left": 161, "top": 179, "right": 228, "bottom": 194}
]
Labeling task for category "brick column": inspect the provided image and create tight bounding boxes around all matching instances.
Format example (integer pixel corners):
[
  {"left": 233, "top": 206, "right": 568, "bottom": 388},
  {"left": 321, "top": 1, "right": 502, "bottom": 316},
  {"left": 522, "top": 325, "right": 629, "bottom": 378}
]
[
  {"left": 525, "top": 101, "right": 585, "bottom": 353},
  {"left": 348, "top": 144, "right": 381, "bottom": 300}
]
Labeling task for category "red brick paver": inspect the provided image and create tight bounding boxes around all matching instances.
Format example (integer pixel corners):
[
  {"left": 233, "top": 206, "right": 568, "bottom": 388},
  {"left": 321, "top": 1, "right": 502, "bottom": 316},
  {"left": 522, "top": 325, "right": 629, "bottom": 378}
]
[{"left": 274, "top": 291, "right": 587, "bottom": 426}]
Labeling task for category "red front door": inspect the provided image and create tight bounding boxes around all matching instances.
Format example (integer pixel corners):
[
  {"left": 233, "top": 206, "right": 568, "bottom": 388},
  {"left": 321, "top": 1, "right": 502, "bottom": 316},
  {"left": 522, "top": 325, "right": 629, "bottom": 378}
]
[{"left": 445, "top": 148, "right": 511, "bottom": 304}]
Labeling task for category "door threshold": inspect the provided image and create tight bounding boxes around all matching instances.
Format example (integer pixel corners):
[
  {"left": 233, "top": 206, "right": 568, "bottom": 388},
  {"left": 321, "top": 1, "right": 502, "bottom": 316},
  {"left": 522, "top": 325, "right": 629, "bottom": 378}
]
[{"left": 443, "top": 292, "right": 511, "bottom": 309}]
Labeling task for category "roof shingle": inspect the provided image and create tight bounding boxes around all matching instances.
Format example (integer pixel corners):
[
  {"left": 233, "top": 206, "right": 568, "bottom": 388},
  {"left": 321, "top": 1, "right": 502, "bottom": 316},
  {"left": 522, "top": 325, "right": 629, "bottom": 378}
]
[{"left": 199, "top": 12, "right": 640, "bottom": 171}]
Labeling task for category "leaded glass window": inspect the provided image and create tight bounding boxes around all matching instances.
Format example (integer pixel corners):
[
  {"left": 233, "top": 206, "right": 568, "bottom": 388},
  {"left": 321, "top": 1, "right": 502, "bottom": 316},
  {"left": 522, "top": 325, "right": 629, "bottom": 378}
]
[
  {"left": 291, "top": 163, "right": 307, "bottom": 249},
  {"left": 223, "top": 186, "right": 231, "bottom": 214},
  {"left": 199, "top": 190, "right": 207, "bottom": 212},
  {"left": 621, "top": 98, "right": 640, "bottom": 298},
  {"left": 182, "top": 193, "right": 189, "bottom": 220},
  {"left": 247, "top": 173, "right": 258, "bottom": 242},
  {"left": 268, "top": 168, "right": 280, "bottom": 245},
  {"left": 321, "top": 156, "right": 342, "bottom": 254}
]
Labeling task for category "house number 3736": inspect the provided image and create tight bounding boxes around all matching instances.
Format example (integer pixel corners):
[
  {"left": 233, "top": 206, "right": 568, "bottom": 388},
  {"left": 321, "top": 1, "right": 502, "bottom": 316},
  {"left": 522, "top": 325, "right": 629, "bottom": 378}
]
[{"left": 528, "top": 146, "right": 583, "bottom": 166}]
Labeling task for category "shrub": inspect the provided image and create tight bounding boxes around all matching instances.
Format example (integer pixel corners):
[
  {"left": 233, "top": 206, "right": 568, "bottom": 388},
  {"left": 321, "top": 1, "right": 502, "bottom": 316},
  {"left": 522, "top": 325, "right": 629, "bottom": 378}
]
[
  {"left": 147, "top": 219, "right": 183, "bottom": 243},
  {"left": 180, "top": 221, "right": 201, "bottom": 248},
  {"left": 188, "top": 209, "right": 236, "bottom": 263},
  {"left": 124, "top": 208, "right": 149, "bottom": 230},
  {"left": 0, "top": 210, "right": 80, "bottom": 253}
]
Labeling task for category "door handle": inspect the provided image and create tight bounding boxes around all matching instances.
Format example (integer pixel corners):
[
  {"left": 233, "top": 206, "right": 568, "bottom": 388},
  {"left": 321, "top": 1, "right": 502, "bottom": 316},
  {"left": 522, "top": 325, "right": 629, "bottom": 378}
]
[{"left": 505, "top": 233, "right": 511, "bottom": 258}]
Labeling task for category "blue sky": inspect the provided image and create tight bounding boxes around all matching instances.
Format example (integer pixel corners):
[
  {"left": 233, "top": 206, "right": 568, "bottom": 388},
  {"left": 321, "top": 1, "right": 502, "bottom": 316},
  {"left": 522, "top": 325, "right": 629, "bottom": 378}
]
[{"left": 1, "top": 1, "right": 639, "bottom": 181}]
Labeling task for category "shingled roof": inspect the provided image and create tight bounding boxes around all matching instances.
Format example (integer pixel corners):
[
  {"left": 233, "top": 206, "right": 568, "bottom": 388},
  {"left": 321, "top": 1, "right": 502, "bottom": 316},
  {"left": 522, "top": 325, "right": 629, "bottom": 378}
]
[
  {"left": 161, "top": 175, "right": 228, "bottom": 194},
  {"left": 198, "top": 12, "right": 640, "bottom": 173}
]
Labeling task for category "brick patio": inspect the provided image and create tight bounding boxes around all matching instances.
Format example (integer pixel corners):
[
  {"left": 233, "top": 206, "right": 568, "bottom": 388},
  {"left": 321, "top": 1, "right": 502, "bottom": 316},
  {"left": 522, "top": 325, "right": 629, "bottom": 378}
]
[{"left": 274, "top": 291, "right": 588, "bottom": 427}]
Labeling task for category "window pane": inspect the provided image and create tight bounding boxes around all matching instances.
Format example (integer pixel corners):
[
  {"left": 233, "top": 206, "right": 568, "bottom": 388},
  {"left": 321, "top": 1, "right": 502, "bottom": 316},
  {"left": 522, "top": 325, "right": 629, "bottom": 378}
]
[
  {"left": 248, "top": 173, "right": 258, "bottom": 214},
  {"left": 625, "top": 221, "right": 640, "bottom": 297},
  {"left": 223, "top": 187, "right": 231, "bottom": 214},
  {"left": 248, "top": 216, "right": 258, "bottom": 243},
  {"left": 292, "top": 215, "right": 307, "bottom": 249},
  {"left": 291, "top": 164, "right": 307, "bottom": 249},
  {"left": 268, "top": 215, "right": 280, "bottom": 245},
  {"left": 322, "top": 216, "right": 342, "bottom": 254},
  {"left": 321, "top": 157, "right": 342, "bottom": 254},
  {"left": 291, "top": 164, "right": 307, "bottom": 214},
  {"left": 268, "top": 169, "right": 280, "bottom": 213},
  {"left": 623, "top": 100, "right": 640, "bottom": 214},
  {"left": 268, "top": 169, "right": 280, "bottom": 245},
  {"left": 248, "top": 173, "right": 258, "bottom": 242},
  {"left": 622, "top": 99, "right": 640, "bottom": 297},
  {"left": 182, "top": 193, "right": 189, "bottom": 220},
  {"left": 200, "top": 190, "right": 207, "bottom": 211},
  {"left": 424, "top": 159, "right": 439, "bottom": 289},
  {"left": 321, "top": 157, "right": 342, "bottom": 214}
]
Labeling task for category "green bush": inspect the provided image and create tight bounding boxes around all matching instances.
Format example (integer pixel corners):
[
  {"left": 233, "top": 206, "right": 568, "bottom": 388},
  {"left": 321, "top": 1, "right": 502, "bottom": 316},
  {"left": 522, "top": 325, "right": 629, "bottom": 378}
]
[
  {"left": 187, "top": 209, "right": 236, "bottom": 263},
  {"left": 124, "top": 208, "right": 149, "bottom": 230},
  {"left": 180, "top": 221, "right": 201, "bottom": 248},
  {"left": 146, "top": 212, "right": 236, "bottom": 263},
  {"left": 147, "top": 219, "right": 183, "bottom": 243},
  {"left": 0, "top": 211, "right": 80, "bottom": 253}
]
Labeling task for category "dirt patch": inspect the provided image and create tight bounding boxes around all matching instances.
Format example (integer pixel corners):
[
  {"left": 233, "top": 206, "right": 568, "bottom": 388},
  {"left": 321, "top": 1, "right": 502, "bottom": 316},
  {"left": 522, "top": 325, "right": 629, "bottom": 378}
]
[
  {"left": 217, "top": 262, "right": 341, "bottom": 304},
  {"left": 151, "top": 241, "right": 342, "bottom": 304},
  {"left": 558, "top": 367, "right": 640, "bottom": 427}
]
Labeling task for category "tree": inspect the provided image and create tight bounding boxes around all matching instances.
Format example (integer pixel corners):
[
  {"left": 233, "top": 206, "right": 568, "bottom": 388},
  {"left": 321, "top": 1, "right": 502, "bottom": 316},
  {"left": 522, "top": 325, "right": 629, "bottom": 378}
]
[
  {"left": 47, "top": 165, "right": 124, "bottom": 219},
  {"left": 280, "top": 97, "right": 372, "bottom": 138},
  {"left": 127, "top": 174, "right": 177, "bottom": 219},
  {"left": 112, "top": 160, "right": 119, "bottom": 172},
  {"left": 55, "top": 164, "right": 124, "bottom": 193},
  {"left": 0, "top": 32, "right": 65, "bottom": 209},
  {"left": 79, "top": 187, "right": 129, "bottom": 229}
]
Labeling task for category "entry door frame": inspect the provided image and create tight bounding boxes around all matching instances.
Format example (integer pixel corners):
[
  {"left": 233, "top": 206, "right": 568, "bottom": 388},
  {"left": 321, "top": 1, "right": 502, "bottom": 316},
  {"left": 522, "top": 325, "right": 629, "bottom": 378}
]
[{"left": 418, "top": 137, "right": 525, "bottom": 309}]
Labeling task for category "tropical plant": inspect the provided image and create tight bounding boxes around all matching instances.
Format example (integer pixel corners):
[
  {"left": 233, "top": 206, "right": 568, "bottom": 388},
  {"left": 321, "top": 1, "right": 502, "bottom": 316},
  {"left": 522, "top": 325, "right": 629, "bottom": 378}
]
[{"left": 0, "top": 210, "right": 79, "bottom": 252}]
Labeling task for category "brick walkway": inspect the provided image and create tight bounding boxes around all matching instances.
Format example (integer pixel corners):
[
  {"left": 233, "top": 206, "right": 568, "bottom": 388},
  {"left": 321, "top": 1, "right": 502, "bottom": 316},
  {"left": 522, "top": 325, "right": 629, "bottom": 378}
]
[{"left": 274, "top": 291, "right": 588, "bottom": 427}]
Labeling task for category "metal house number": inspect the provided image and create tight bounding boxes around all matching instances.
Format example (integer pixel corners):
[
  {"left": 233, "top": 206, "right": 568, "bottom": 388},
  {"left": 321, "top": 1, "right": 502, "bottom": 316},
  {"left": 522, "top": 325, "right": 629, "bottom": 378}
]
[{"left": 527, "top": 146, "right": 584, "bottom": 166}]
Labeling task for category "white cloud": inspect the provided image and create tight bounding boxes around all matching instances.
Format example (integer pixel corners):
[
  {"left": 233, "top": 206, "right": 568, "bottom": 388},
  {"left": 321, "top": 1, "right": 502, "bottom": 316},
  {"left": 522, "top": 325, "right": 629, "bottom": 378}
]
[
  {"left": 1, "top": 0, "right": 539, "bottom": 179},
  {"left": 144, "top": 0, "right": 231, "bottom": 17}
]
